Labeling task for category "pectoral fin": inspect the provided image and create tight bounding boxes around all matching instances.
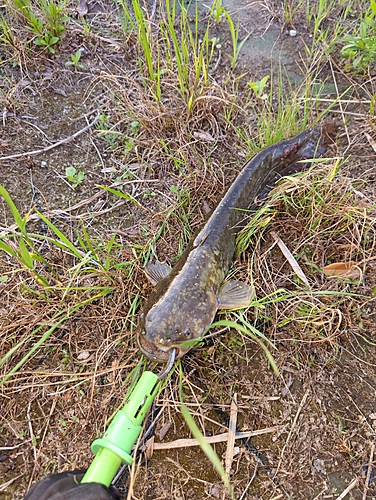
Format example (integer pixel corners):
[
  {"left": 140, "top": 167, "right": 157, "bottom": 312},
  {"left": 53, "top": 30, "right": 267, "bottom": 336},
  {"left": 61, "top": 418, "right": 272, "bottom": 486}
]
[
  {"left": 145, "top": 261, "right": 171, "bottom": 285},
  {"left": 218, "top": 280, "right": 254, "bottom": 310}
]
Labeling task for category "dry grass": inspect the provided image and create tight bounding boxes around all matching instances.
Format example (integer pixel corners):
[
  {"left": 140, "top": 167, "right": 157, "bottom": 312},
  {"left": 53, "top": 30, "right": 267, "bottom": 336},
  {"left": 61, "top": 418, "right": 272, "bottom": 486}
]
[
  {"left": 2, "top": 125, "right": 376, "bottom": 499},
  {"left": 235, "top": 162, "right": 376, "bottom": 349},
  {"left": 1, "top": 0, "right": 376, "bottom": 498}
]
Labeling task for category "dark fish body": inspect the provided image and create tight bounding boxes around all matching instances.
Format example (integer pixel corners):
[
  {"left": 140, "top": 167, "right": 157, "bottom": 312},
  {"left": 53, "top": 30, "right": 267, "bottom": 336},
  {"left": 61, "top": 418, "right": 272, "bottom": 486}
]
[{"left": 137, "top": 126, "right": 332, "bottom": 362}]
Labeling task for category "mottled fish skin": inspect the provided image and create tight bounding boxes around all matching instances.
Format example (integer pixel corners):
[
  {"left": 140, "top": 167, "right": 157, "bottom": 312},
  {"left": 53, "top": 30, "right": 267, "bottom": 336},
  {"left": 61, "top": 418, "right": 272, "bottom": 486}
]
[{"left": 137, "top": 126, "right": 333, "bottom": 362}]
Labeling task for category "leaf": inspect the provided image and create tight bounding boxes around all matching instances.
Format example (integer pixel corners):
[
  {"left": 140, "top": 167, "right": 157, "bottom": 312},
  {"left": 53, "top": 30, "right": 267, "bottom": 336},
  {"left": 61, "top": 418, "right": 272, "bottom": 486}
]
[
  {"left": 19, "top": 237, "right": 33, "bottom": 269},
  {"left": 323, "top": 261, "right": 361, "bottom": 280},
  {"left": 35, "top": 210, "right": 85, "bottom": 260},
  {"left": 66, "top": 166, "right": 77, "bottom": 178},
  {"left": 0, "top": 185, "right": 26, "bottom": 233}
]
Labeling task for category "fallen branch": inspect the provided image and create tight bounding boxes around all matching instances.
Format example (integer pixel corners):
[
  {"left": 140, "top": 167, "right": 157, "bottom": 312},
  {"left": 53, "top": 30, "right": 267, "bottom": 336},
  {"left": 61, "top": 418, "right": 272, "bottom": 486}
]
[
  {"left": 0, "top": 114, "right": 100, "bottom": 161},
  {"left": 152, "top": 426, "right": 280, "bottom": 450}
]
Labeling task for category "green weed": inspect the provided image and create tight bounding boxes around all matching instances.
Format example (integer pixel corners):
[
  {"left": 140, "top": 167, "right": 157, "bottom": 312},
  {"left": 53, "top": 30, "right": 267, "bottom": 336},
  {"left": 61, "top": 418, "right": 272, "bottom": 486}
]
[
  {"left": 211, "top": 318, "right": 279, "bottom": 374},
  {"left": 0, "top": 185, "right": 49, "bottom": 287},
  {"left": 304, "top": 0, "right": 355, "bottom": 56},
  {"left": 0, "top": 288, "right": 113, "bottom": 386},
  {"left": 0, "top": 185, "right": 144, "bottom": 384},
  {"left": 284, "top": 0, "right": 304, "bottom": 26},
  {"left": 341, "top": 0, "right": 376, "bottom": 73},
  {"left": 65, "top": 166, "right": 85, "bottom": 188},
  {"left": 232, "top": 160, "right": 375, "bottom": 353},
  {"left": 117, "top": 0, "right": 240, "bottom": 106},
  {"left": 247, "top": 75, "right": 270, "bottom": 99},
  {"left": 305, "top": 0, "right": 338, "bottom": 40},
  {"left": 236, "top": 74, "right": 314, "bottom": 152},
  {"left": 223, "top": 10, "right": 251, "bottom": 70},
  {"left": 0, "top": 15, "right": 16, "bottom": 49},
  {"left": 65, "top": 49, "right": 84, "bottom": 69},
  {"left": 7, "top": 0, "right": 69, "bottom": 53}
]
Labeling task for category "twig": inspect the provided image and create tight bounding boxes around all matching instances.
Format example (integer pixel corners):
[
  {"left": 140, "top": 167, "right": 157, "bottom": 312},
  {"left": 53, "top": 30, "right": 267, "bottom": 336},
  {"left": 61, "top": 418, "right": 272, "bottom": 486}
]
[
  {"left": 225, "top": 393, "right": 238, "bottom": 476},
  {"left": 329, "top": 58, "right": 350, "bottom": 146},
  {"left": 152, "top": 426, "right": 280, "bottom": 450},
  {"left": 271, "top": 231, "right": 310, "bottom": 286},
  {"left": 127, "top": 425, "right": 145, "bottom": 500},
  {"left": 0, "top": 474, "right": 24, "bottom": 492},
  {"left": 362, "top": 442, "right": 375, "bottom": 500},
  {"left": 51, "top": 168, "right": 76, "bottom": 191},
  {"left": 238, "top": 461, "right": 259, "bottom": 500},
  {"left": 0, "top": 114, "right": 100, "bottom": 161},
  {"left": 0, "top": 441, "right": 30, "bottom": 450},
  {"left": 28, "top": 398, "right": 58, "bottom": 489},
  {"left": 335, "top": 478, "right": 358, "bottom": 500},
  {"left": 22, "top": 120, "right": 53, "bottom": 143},
  {"left": 26, "top": 401, "right": 37, "bottom": 462}
]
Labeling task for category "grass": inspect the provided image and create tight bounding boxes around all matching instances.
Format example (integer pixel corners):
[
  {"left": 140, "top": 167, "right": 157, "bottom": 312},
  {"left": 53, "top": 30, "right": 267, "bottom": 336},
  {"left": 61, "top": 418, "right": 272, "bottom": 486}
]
[
  {"left": 234, "top": 162, "right": 375, "bottom": 352},
  {"left": 341, "top": 0, "right": 376, "bottom": 73},
  {"left": 4, "top": 0, "right": 69, "bottom": 54},
  {"left": 116, "top": 0, "right": 250, "bottom": 107},
  {"left": 1, "top": 0, "right": 376, "bottom": 497},
  {"left": 0, "top": 185, "right": 154, "bottom": 387}
]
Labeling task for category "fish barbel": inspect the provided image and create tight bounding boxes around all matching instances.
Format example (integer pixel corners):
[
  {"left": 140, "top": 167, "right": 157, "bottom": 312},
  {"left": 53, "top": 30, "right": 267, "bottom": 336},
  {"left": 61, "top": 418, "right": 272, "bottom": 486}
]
[{"left": 137, "top": 126, "right": 334, "bottom": 362}]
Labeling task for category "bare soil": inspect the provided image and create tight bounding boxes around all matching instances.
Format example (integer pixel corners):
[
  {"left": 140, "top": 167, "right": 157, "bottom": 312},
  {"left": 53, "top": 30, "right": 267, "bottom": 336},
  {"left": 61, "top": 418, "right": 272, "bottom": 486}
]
[{"left": 1, "top": 1, "right": 376, "bottom": 500}]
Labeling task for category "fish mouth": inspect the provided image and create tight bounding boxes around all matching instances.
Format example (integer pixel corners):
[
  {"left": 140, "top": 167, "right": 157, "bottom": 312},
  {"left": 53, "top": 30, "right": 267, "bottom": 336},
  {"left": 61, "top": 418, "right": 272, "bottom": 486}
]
[{"left": 137, "top": 334, "right": 188, "bottom": 363}]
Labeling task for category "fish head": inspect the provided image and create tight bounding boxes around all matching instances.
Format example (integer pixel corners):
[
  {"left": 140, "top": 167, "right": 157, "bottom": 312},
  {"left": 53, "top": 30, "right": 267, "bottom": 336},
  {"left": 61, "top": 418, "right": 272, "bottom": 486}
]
[{"left": 137, "top": 290, "right": 218, "bottom": 362}]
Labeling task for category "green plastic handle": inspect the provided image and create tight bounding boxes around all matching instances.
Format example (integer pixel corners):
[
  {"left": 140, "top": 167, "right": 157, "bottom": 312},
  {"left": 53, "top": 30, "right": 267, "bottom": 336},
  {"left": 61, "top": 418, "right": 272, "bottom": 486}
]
[{"left": 81, "top": 371, "right": 160, "bottom": 486}]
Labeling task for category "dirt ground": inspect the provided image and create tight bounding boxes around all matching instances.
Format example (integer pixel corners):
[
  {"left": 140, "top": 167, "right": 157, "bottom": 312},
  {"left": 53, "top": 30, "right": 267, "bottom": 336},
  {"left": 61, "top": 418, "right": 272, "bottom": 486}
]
[{"left": 1, "top": 0, "right": 376, "bottom": 499}]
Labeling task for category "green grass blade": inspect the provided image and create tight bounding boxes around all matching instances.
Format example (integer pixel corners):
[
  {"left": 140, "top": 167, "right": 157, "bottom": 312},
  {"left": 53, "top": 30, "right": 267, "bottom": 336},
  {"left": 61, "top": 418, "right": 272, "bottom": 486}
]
[
  {"left": 97, "top": 184, "right": 147, "bottom": 210},
  {"left": 0, "top": 185, "right": 26, "bottom": 233},
  {"left": 210, "top": 319, "right": 279, "bottom": 375},
  {"left": 0, "top": 239, "right": 17, "bottom": 258},
  {"left": 19, "top": 236, "right": 33, "bottom": 269},
  {"left": 35, "top": 210, "right": 85, "bottom": 260},
  {"left": 0, "top": 288, "right": 113, "bottom": 386},
  {"left": 180, "top": 403, "right": 234, "bottom": 499}
]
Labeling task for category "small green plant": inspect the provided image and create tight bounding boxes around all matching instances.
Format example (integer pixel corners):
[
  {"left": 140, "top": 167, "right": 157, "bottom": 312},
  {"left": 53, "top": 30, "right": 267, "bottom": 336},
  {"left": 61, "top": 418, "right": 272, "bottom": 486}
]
[
  {"left": 208, "top": 0, "right": 226, "bottom": 24},
  {"left": 284, "top": 0, "right": 304, "bottom": 26},
  {"left": 10, "top": 0, "right": 69, "bottom": 53},
  {"left": 0, "top": 185, "right": 49, "bottom": 287},
  {"left": 33, "top": 31, "right": 59, "bottom": 52},
  {"left": 341, "top": 1, "right": 376, "bottom": 73},
  {"left": 118, "top": 0, "right": 222, "bottom": 105},
  {"left": 223, "top": 10, "right": 251, "bottom": 70},
  {"left": 65, "top": 49, "right": 84, "bottom": 69},
  {"left": 247, "top": 75, "right": 270, "bottom": 99},
  {"left": 65, "top": 166, "right": 85, "bottom": 188},
  {"left": 129, "top": 120, "right": 139, "bottom": 135},
  {"left": 0, "top": 15, "right": 16, "bottom": 48},
  {"left": 305, "top": 0, "right": 336, "bottom": 39}
]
